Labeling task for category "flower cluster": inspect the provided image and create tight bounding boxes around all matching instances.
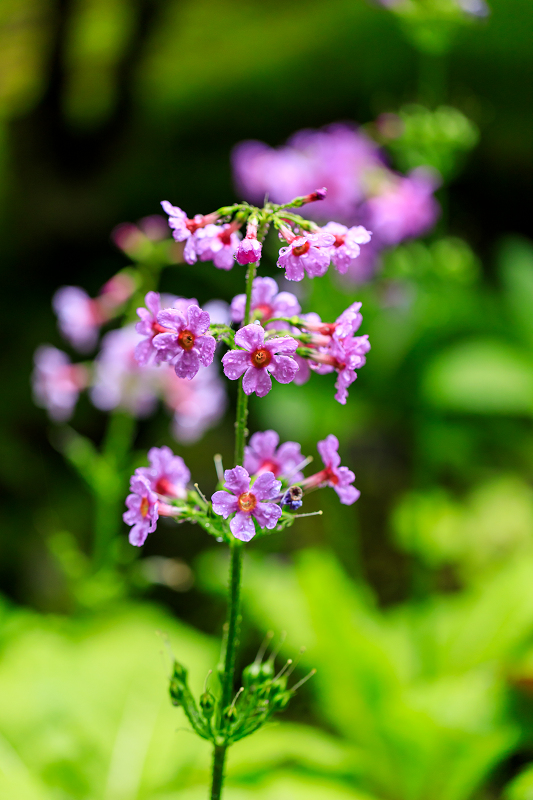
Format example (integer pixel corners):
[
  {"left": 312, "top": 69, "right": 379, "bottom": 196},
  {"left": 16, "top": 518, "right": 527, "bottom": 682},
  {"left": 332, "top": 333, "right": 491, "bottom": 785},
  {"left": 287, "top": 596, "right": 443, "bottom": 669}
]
[
  {"left": 123, "top": 436, "right": 359, "bottom": 546},
  {"left": 232, "top": 122, "right": 440, "bottom": 281}
]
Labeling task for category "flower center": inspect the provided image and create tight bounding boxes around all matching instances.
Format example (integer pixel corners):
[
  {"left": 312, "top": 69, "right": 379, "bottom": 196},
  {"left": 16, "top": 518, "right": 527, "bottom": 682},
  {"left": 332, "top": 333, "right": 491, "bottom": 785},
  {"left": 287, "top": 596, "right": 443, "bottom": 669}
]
[
  {"left": 218, "top": 228, "right": 233, "bottom": 246},
  {"left": 324, "top": 467, "right": 339, "bottom": 485},
  {"left": 155, "top": 477, "right": 176, "bottom": 496},
  {"left": 140, "top": 496, "right": 150, "bottom": 517},
  {"left": 238, "top": 491, "right": 257, "bottom": 512},
  {"left": 254, "top": 303, "right": 273, "bottom": 322},
  {"left": 178, "top": 329, "right": 195, "bottom": 350},
  {"left": 333, "top": 235, "right": 345, "bottom": 248},
  {"left": 292, "top": 240, "right": 310, "bottom": 257},
  {"left": 251, "top": 348, "right": 272, "bottom": 368},
  {"left": 258, "top": 459, "right": 279, "bottom": 476}
]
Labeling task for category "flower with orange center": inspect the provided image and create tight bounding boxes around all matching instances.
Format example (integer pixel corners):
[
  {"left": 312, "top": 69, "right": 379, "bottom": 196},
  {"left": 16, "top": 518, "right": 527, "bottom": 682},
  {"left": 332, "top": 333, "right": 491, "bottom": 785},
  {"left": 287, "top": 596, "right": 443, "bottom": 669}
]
[
  {"left": 222, "top": 323, "right": 299, "bottom": 398},
  {"left": 211, "top": 465, "right": 282, "bottom": 542},
  {"left": 153, "top": 304, "right": 216, "bottom": 380}
]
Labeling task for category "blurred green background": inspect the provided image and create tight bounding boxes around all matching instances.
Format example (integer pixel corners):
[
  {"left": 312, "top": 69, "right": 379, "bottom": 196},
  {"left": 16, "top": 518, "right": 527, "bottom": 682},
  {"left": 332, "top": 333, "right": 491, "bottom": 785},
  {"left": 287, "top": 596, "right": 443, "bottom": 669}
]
[{"left": 1, "top": 0, "right": 533, "bottom": 797}]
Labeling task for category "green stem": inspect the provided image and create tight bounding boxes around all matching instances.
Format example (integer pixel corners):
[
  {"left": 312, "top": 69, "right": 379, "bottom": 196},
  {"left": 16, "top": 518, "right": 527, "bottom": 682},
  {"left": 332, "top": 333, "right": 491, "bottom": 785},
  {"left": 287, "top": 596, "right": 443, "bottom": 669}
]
[
  {"left": 210, "top": 746, "right": 226, "bottom": 800},
  {"left": 210, "top": 258, "right": 258, "bottom": 800}
]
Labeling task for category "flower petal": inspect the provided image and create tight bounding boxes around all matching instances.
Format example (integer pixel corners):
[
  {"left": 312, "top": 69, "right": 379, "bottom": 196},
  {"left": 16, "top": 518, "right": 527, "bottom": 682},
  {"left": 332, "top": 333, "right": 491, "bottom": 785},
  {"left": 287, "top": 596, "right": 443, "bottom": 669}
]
[
  {"left": 187, "top": 305, "right": 211, "bottom": 335},
  {"left": 196, "top": 335, "right": 216, "bottom": 367},
  {"left": 223, "top": 465, "right": 251, "bottom": 496},
  {"left": 211, "top": 490, "right": 239, "bottom": 518},
  {"left": 234, "top": 323, "right": 265, "bottom": 352},
  {"left": 269, "top": 354, "right": 299, "bottom": 385},
  {"left": 252, "top": 472, "right": 282, "bottom": 501},
  {"left": 157, "top": 308, "right": 186, "bottom": 331},
  {"left": 253, "top": 501, "right": 282, "bottom": 529},
  {"left": 334, "top": 483, "right": 360, "bottom": 505},
  {"left": 222, "top": 350, "right": 251, "bottom": 380},
  {"left": 174, "top": 349, "right": 200, "bottom": 379},
  {"left": 317, "top": 434, "right": 341, "bottom": 469},
  {"left": 242, "top": 366, "right": 272, "bottom": 397},
  {"left": 230, "top": 512, "right": 256, "bottom": 542},
  {"left": 264, "top": 336, "right": 298, "bottom": 356}
]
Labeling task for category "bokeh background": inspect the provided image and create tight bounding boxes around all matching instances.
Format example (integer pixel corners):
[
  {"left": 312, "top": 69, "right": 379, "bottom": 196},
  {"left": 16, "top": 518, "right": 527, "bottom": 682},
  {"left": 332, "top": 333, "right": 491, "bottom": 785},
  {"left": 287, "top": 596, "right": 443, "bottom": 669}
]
[{"left": 1, "top": 0, "right": 533, "bottom": 798}]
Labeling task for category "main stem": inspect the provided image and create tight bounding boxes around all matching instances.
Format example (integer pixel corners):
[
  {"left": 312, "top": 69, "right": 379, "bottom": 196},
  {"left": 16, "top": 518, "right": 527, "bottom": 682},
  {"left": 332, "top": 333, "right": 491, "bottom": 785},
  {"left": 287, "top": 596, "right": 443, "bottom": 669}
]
[{"left": 210, "top": 259, "right": 258, "bottom": 800}]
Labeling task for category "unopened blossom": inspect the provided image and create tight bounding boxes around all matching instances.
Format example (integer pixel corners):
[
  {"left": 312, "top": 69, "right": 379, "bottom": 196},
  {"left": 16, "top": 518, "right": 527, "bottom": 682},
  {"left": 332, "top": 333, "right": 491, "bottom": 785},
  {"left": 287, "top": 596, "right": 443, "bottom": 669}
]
[
  {"left": 244, "top": 430, "right": 304, "bottom": 483},
  {"left": 222, "top": 323, "right": 298, "bottom": 397},
  {"left": 153, "top": 305, "right": 216, "bottom": 380},
  {"left": 53, "top": 286, "right": 102, "bottom": 352},
  {"left": 135, "top": 292, "right": 199, "bottom": 366},
  {"left": 236, "top": 219, "right": 262, "bottom": 265},
  {"left": 277, "top": 231, "right": 335, "bottom": 281},
  {"left": 322, "top": 222, "right": 372, "bottom": 274},
  {"left": 98, "top": 272, "right": 136, "bottom": 315},
  {"left": 162, "top": 363, "right": 227, "bottom": 443},
  {"left": 231, "top": 277, "right": 301, "bottom": 329},
  {"left": 32, "top": 346, "right": 88, "bottom": 422},
  {"left": 301, "top": 435, "right": 360, "bottom": 505},
  {"left": 366, "top": 169, "right": 439, "bottom": 246},
  {"left": 123, "top": 474, "right": 159, "bottom": 546},
  {"left": 185, "top": 223, "right": 241, "bottom": 270},
  {"left": 90, "top": 325, "right": 160, "bottom": 417},
  {"left": 136, "top": 446, "right": 190, "bottom": 499},
  {"left": 211, "top": 466, "right": 282, "bottom": 541}
]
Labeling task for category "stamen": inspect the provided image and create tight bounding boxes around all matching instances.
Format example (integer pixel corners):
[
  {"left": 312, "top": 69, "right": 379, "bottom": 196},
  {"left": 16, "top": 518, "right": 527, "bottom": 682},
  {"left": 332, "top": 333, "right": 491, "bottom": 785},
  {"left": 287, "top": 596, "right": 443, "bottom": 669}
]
[
  {"left": 285, "top": 646, "right": 306, "bottom": 679},
  {"left": 284, "top": 455, "right": 313, "bottom": 480},
  {"left": 203, "top": 669, "right": 213, "bottom": 693},
  {"left": 274, "top": 659, "right": 292, "bottom": 681},
  {"left": 194, "top": 483, "right": 208, "bottom": 504},
  {"left": 267, "top": 631, "right": 286, "bottom": 664},
  {"left": 290, "top": 668, "right": 317, "bottom": 693},
  {"left": 214, "top": 454, "right": 224, "bottom": 483},
  {"left": 230, "top": 687, "right": 244, "bottom": 709},
  {"left": 291, "top": 510, "right": 323, "bottom": 518},
  {"left": 254, "top": 630, "right": 274, "bottom": 664}
]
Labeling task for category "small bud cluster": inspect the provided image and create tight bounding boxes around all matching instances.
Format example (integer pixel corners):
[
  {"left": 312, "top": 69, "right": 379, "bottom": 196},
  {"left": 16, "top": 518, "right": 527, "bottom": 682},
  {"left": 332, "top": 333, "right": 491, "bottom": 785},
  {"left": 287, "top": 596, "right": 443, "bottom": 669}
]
[{"left": 168, "top": 636, "right": 315, "bottom": 746}]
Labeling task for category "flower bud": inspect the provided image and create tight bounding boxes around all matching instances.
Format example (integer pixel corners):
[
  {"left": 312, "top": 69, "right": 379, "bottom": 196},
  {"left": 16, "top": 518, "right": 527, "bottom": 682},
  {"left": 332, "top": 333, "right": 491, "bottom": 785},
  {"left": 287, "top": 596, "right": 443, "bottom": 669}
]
[
  {"left": 242, "top": 659, "right": 274, "bottom": 687},
  {"left": 271, "top": 691, "right": 291, "bottom": 711},
  {"left": 223, "top": 705, "right": 238, "bottom": 724},
  {"left": 200, "top": 691, "right": 216, "bottom": 718}
]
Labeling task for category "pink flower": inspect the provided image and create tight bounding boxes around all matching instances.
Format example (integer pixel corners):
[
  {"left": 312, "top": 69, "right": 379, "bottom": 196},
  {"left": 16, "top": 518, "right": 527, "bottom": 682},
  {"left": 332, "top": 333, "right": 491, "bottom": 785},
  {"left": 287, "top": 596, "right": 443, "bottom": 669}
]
[
  {"left": 367, "top": 170, "right": 440, "bottom": 246},
  {"left": 123, "top": 474, "right": 159, "bottom": 546},
  {"left": 135, "top": 292, "right": 199, "bottom": 366},
  {"left": 53, "top": 286, "right": 102, "bottom": 352},
  {"left": 162, "top": 363, "right": 227, "bottom": 444},
  {"left": 277, "top": 231, "right": 335, "bottom": 281},
  {"left": 231, "top": 277, "right": 301, "bottom": 329},
  {"left": 98, "top": 272, "right": 136, "bottom": 315},
  {"left": 211, "top": 466, "right": 282, "bottom": 542},
  {"left": 153, "top": 305, "right": 216, "bottom": 380},
  {"left": 244, "top": 430, "right": 304, "bottom": 483},
  {"left": 236, "top": 237, "right": 262, "bottom": 265},
  {"left": 322, "top": 222, "right": 372, "bottom": 274},
  {"left": 185, "top": 223, "right": 241, "bottom": 270},
  {"left": 222, "top": 323, "right": 299, "bottom": 397},
  {"left": 330, "top": 335, "right": 371, "bottom": 404},
  {"left": 301, "top": 435, "right": 360, "bottom": 505},
  {"left": 160, "top": 201, "right": 195, "bottom": 242},
  {"left": 32, "top": 346, "right": 88, "bottom": 421},
  {"left": 136, "top": 445, "right": 190, "bottom": 499},
  {"left": 90, "top": 325, "right": 160, "bottom": 417}
]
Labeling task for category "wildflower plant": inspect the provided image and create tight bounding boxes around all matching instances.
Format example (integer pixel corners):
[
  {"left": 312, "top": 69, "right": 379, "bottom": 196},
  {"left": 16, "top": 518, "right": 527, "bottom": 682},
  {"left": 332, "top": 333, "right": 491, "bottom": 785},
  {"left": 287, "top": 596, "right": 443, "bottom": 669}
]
[
  {"left": 32, "top": 183, "right": 371, "bottom": 797},
  {"left": 117, "top": 190, "right": 371, "bottom": 799}
]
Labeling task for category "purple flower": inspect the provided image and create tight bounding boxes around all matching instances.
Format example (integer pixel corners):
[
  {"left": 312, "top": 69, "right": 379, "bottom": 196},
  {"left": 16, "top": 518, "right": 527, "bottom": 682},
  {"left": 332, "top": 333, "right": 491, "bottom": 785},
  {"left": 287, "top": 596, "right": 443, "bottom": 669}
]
[
  {"left": 123, "top": 474, "right": 159, "bottom": 546},
  {"left": 231, "top": 277, "right": 301, "bottom": 329},
  {"left": 153, "top": 305, "right": 216, "bottom": 380},
  {"left": 32, "top": 346, "right": 88, "bottom": 421},
  {"left": 211, "top": 466, "right": 282, "bottom": 542},
  {"left": 301, "top": 435, "right": 360, "bottom": 505},
  {"left": 333, "top": 301, "right": 364, "bottom": 339},
  {"left": 322, "top": 222, "right": 372, "bottom": 274},
  {"left": 52, "top": 286, "right": 101, "bottom": 353},
  {"left": 222, "top": 323, "right": 299, "bottom": 397},
  {"left": 162, "top": 362, "right": 227, "bottom": 444},
  {"left": 185, "top": 224, "right": 241, "bottom": 270},
  {"left": 367, "top": 170, "right": 440, "bottom": 246},
  {"left": 277, "top": 231, "right": 335, "bottom": 281},
  {"left": 160, "top": 201, "right": 194, "bottom": 242},
  {"left": 330, "top": 335, "right": 371, "bottom": 405},
  {"left": 136, "top": 445, "right": 190, "bottom": 499},
  {"left": 244, "top": 430, "right": 304, "bottom": 483},
  {"left": 135, "top": 292, "right": 199, "bottom": 366},
  {"left": 90, "top": 325, "right": 160, "bottom": 417},
  {"left": 232, "top": 124, "right": 382, "bottom": 223}
]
